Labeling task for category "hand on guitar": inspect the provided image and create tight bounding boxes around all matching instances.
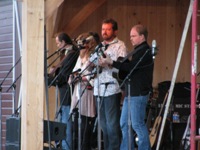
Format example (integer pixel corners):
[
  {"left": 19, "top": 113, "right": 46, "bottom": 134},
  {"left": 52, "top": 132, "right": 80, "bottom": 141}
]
[
  {"left": 99, "top": 53, "right": 113, "bottom": 67},
  {"left": 48, "top": 64, "right": 62, "bottom": 78},
  {"left": 48, "top": 66, "right": 56, "bottom": 76}
]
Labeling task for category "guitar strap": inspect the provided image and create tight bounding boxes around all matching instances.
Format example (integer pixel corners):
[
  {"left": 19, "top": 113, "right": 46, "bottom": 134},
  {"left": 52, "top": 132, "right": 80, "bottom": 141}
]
[
  {"left": 102, "top": 38, "right": 118, "bottom": 53},
  {"left": 120, "top": 43, "right": 149, "bottom": 63}
]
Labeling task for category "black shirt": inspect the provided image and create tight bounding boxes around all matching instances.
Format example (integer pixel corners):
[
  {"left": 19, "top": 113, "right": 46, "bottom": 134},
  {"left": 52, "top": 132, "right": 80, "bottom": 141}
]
[
  {"left": 48, "top": 48, "right": 79, "bottom": 105},
  {"left": 112, "top": 41, "right": 154, "bottom": 96}
]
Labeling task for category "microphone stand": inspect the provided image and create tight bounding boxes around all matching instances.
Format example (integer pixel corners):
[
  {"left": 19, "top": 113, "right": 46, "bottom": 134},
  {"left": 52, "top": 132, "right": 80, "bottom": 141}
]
[
  {"left": 70, "top": 45, "right": 105, "bottom": 149},
  {"left": 0, "top": 56, "right": 21, "bottom": 99},
  {"left": 96, "top": 51, "right": 102, "bottom": 150},
  {"left": 77, "top": 76, "right": 82, "bottom": 150},
  {"left": 47, "top": 54, "right": 61, "bottom": 69},
  {"left": 68, "top": 72, "right": 96, "bottom": 122},
  {"left": 70, "top": 72, "right": 83, "bottom": 150},
  {"left": 44, "top": 25, "right": 52, "bottom": 150},
  {"left": 6, "top": 74, "right": 22, "bottom": 92},
  {"left": 12, "top": 105, "right": 21, "bottom": 117},
  {"left": 6, "top": 74, "right": 22, "bottom": 116},
  {"left": 56, "top": 54, "right": 95, "bottom": 119},
  {"left": 92, "top": 82, "right": 112, "bottom": 136},
  {"left": 70, "top": 72, "right": 97, "bottom": 111},
  {"left": 47, "top": 47, "right": 63, "bottom": 60},
  {"left": 48, "top": 47, "right": 80, "bottom": 149},
  {"left": 53, "top": 50, "right": 80, "bottom": 119},
  {"left": 119, "top": 49, "right": 151, "bottom": 150},
  {"left": 90, "top": 45, "right": 108, "bottom": 150},
  {"left": 70, "top": 65, "right": 96, "bottom": 150},
  {"left": 48, "top": 50, "right": 79, "bottom": 88},
  {"left": 0, "top": 56, "right": 21, "bottom": 150},
  {"left": 91, "top": 45, "right": 112, "bottom": 150},
  {"left": 69, "top": 72, "right": 96, "bottom": 116}
]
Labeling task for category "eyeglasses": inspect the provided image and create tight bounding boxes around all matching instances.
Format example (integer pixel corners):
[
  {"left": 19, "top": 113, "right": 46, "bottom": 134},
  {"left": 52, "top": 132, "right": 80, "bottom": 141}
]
[{"left": 130, "top": 34, "right": 140, "bottom": 38}]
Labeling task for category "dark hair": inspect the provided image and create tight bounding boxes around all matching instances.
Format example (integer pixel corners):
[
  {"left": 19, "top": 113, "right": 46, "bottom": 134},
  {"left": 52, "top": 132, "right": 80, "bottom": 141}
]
[
  {"left": 134, "top": 24, "right": 148, "bottom": 40},
  {"left": 56, "top": 32, "right": 72, "bottom": 44},
  {"left": 89, "top": 32, "right": 100, "bottom": 44},
  {"left": 102, "top": 18, "right": 118, "bottom": 31},
  {"left": 76, "top": 32, "right": 100, "bottom": 56}
]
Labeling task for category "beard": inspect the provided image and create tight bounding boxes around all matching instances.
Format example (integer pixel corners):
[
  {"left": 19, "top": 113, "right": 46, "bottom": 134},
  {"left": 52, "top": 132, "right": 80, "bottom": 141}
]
[{"left": 102, "top": 34, "right": 115, "bottom": 41}]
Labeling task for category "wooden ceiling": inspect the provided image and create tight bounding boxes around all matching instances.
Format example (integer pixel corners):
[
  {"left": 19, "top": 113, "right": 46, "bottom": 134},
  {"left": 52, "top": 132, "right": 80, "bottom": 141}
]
[{"left": 45, "top": 0, "right": 106, "bottom": 36}]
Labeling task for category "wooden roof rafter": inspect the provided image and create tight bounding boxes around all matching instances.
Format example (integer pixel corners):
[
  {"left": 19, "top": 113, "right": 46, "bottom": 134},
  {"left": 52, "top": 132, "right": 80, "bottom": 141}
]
[
  {"left": 45, "top": 0, "right": 64, "bottom": 21},
  {"left": 54, "top": 0, "right": 106, "bottom": 36}
]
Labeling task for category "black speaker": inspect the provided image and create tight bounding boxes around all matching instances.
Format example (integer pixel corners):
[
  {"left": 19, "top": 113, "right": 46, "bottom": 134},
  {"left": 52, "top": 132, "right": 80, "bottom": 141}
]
[
  {"left": 6, "top": 117, "right": 66, "bottom": 149},
  {"left": 6, "top": 117, "right": 20, "bottom": 150},
  {"left": 172, "top": 122, "right": 187, "bottom": 150},
  {"left": 43, "top": 120, "right": 66, "bottom": 142},
  {"left": 158, "top": 121, "right": 187, "bottom": 150},
  {"left": 5, "top": 144, "right": 20, "bottom": 150}
]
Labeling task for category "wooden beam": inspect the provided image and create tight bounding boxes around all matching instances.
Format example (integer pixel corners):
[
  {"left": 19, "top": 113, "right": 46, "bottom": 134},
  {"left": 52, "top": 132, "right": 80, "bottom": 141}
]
[
  {"left": 45, "top": 0, "right": 64, "bottom": 20},
  {"left": 64, "top": 0, "right": 106, "bottom": 35},
  {"left": 21, "top": 0, "right": 44, "bottom": 149}
]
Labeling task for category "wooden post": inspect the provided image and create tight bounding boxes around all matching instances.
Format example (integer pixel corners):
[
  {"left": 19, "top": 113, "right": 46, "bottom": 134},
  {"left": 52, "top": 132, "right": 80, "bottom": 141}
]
[{"left": 21, "top": 0, "right": 44, "bottom": 149}]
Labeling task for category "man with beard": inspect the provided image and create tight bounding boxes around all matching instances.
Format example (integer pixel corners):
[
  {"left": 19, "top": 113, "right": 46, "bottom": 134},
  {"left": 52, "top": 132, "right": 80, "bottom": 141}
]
[{"left": 93, "top": 18, "right": 127, "bottom": 150}]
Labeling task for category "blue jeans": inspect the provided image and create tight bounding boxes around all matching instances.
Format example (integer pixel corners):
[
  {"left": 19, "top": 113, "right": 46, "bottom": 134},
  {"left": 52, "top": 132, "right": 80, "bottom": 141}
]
[
  {"left": 98, "top": 93, "right": 121, "bottom": 150},
  {"left": 120, "top": 95, "right": 151, "bottom": 150},
  {"left": 61, "top": 105, "right": 72, "bottom": 150}
]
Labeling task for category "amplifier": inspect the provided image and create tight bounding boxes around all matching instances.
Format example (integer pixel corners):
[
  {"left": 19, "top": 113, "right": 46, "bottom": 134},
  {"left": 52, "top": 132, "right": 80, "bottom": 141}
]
[
  {"left": 5, "top": 144, "right": 20, "bottom": 150},
  {"left": 6, "top": 117, "right": 66, "bottom": 146},
  {"left": 43, "top": 120, "right": 66, "bottom": 142},
  {"left": 157, "top": 97, "right": 190, "bottom": 122},
  {"left": 6, "top": 117, "right": 20, "bottom": 150}
]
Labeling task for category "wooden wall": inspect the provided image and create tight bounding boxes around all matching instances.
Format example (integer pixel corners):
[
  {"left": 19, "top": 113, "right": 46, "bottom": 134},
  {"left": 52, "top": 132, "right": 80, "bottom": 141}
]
[{"left": 47, "top": 0, "right": 200, "bottom": 88}]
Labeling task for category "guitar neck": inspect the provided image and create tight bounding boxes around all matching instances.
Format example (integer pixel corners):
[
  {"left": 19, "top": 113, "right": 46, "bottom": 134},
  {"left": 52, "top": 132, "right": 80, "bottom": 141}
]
[{"left": 157, "top": 92, "right": 169, "bottom": 117}]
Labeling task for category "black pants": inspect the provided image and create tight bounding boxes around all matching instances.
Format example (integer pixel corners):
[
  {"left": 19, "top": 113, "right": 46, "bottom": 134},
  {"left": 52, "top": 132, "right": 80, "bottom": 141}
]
[{"left": 72, "top": 110, "right": 97, "bottom": 150}]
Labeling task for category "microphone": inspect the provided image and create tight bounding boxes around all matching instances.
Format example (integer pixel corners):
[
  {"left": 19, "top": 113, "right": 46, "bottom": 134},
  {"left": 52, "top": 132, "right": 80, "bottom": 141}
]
[
  {"left": 95, "top": 39, "right": 118, "bottom": 58},
  {"left": 71, "top": 68, "right": 81, "bottom": 74},
  {"left": 89, "top": 39, "right": 118, "bottom": 63},
  {"left": 56, "top": 47, "right": 63, "bottom": 53},
  {"left": 101, "top": 81, "right": 115, "bottom": 86},
  {"left": 63, "top": 45, "right": 77, "bottom": 55},
  {"left": 83, "top": 36, "right": 93, "bottom": 44},
  {"left": 108, "top": 38, "right": 118, "bottom": 45},
  {"left": 77, "top": 36, "right": 93, "bottom": 49},
  {"left": 56, "top": 43, "right": 70, "bottom": 53},
  {"left": 98, "top": 48, "right": 106, "bottom": 58},
  {"left": 151, "top": 40, "right": 158, "bottom": 59},
  {"left": 77, "top": 45, "right": 86, "bottom": 50},
  {"left": 94, "top": 43, "right": 103, "bottom": 52}
]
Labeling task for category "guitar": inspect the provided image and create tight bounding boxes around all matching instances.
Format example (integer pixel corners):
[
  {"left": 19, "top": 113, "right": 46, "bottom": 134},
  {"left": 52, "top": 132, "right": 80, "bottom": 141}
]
[
  {"left": 112, "top": 57, "right": 129, "bottom": 84},
  {"left": 111, "top": 47, "right": 147, "bottom": 83},
  {"left": 149, "top": 92, "right": 168, "bottom": 148},
  {"left": 48, "top": 48, "right": 66, "bottom": 77},
  {"left": 48, "top": 49, "right": 75, "bottom": 86}
]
